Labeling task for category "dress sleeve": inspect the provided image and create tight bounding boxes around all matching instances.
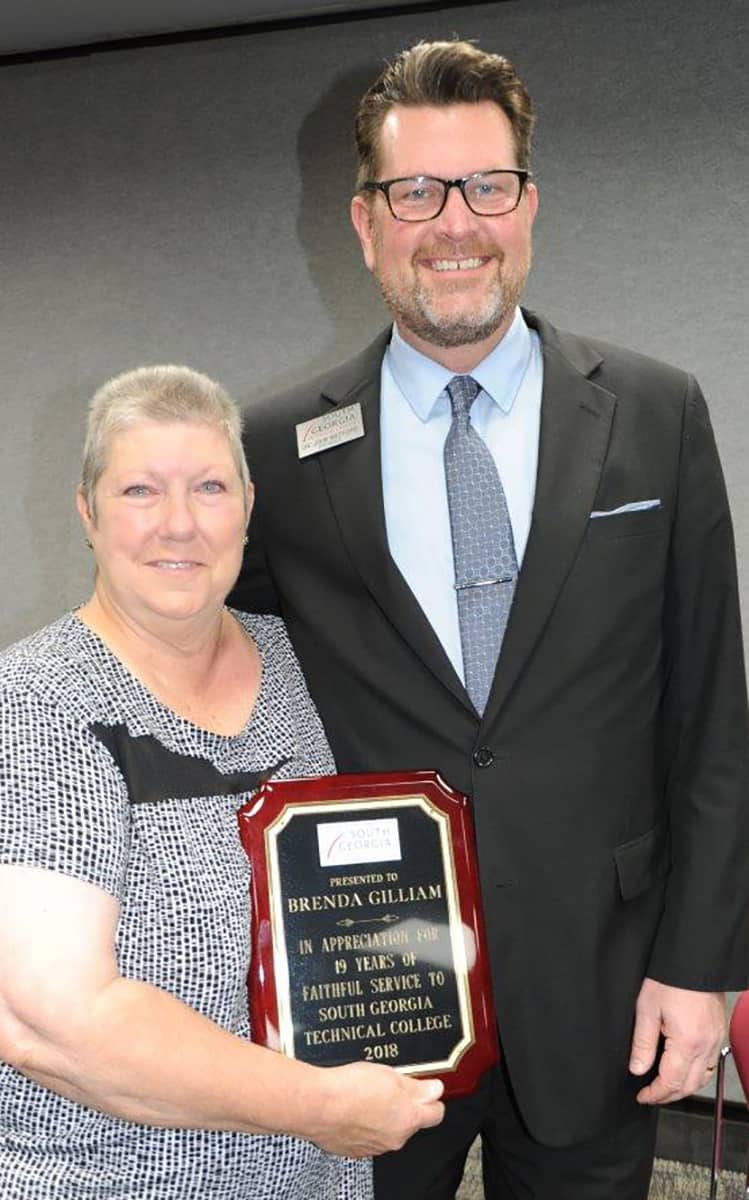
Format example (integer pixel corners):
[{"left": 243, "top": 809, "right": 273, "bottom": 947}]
[
  {"left": 268, "top": 618, "right": 337, "bottom": 779},
  {"left": 0, "top": 689, "right": 130, "bottom": 898}
]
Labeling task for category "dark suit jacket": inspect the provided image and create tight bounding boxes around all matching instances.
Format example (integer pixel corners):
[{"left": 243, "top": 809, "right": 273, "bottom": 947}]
[{"left": 230, "top": 311, "right": 749, "bottom": 1145}]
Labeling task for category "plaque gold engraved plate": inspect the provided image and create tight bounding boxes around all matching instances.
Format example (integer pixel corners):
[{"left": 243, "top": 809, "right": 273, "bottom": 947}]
[{"left": 237, "top": 770, "right": 498, "bottom": 1098}]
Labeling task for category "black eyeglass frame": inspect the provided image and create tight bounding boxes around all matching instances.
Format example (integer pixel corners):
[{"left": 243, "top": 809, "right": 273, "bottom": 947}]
[{"left": 361, "top": 169, "right": 531, "bottom": 222}]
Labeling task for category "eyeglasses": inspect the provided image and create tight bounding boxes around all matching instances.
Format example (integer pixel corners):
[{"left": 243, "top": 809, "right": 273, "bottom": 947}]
[{"left": 362, "top": 169, "right": 531, "bottom": 222}]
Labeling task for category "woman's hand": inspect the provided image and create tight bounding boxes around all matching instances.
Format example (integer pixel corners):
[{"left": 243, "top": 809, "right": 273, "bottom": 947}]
[{"left": 306, "top": 1060, "right": 444, "bottom": 1158}]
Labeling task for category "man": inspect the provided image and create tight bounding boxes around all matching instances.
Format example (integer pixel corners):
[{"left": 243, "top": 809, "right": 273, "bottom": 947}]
[{"left": 230, "top": 40, "right": 749, "bottom": 1200}]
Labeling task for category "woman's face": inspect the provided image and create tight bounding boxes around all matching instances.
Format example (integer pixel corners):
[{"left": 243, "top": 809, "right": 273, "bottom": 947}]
[{"left": 77, "top": 420, "right": 252, "bottom": 631}]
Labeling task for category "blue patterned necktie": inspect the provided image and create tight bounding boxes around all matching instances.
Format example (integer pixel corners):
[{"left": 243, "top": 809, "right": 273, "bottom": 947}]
[{"left": 444, "top": 375, "right": 518, "bottom": 715}]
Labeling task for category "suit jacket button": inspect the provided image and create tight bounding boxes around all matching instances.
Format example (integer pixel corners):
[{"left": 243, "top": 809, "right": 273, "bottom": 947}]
[{"left": 473, "top": 747, "right": 494, "bottom": 768}]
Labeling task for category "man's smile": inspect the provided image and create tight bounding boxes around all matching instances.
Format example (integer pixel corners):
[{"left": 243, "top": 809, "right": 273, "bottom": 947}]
[{"left": 421, "top": 255, "right": 493, "bottom": 273}]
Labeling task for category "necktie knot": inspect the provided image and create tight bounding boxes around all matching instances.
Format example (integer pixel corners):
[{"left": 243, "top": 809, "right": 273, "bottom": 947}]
[{"left": 447, "top": 375, "right": 481, "bottom": 419}]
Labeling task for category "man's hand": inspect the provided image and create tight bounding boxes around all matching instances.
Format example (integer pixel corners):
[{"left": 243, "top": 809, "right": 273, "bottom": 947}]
[{"left": 629, "top": 978, "right": 725, "bottom": 1104}]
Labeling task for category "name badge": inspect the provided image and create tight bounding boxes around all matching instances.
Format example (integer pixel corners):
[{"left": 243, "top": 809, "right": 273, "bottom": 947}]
[{"left": 296, "top": 403, "right": 365, "bottom": 459}]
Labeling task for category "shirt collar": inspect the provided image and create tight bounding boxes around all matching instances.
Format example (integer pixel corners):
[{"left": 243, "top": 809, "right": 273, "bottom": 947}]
[{"left": 386, "top": 307, "right": 533, "bottom": 422}]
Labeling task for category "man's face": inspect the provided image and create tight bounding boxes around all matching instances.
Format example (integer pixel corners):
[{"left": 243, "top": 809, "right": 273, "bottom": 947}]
[{"left": 351, "top": 102, "right": 538, "bottom": 360}]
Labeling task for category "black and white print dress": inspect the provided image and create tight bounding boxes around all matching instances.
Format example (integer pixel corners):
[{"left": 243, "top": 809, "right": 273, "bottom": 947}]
[{"left": 0, "top": 611, "right": 371, "bottom": 1200}]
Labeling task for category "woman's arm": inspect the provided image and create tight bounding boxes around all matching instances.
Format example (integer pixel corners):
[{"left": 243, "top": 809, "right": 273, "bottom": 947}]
[{"left": 0, "top": 866, "right": 443, "bottom": 1157}]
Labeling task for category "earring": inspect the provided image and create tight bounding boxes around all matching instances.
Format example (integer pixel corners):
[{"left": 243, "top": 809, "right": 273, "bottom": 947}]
[
  {"left": 242, "top": 534, "right": 249, "bottom": 547},
  {"left": 84, "top": 537, "right": 93, "bottom": 550}
]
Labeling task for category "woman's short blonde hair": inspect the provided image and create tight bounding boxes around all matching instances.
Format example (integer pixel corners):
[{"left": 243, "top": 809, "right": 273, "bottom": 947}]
[{"left": 80, "top": 364, "right": 250, "bottom": 520}]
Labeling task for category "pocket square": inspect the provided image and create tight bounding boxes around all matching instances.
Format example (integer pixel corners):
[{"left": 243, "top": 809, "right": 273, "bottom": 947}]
[{"left": 590, "top": 499, "right": 661, "bottom": 519}]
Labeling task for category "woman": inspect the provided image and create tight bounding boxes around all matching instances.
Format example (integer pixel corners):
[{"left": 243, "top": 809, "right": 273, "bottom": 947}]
[{"left": 0, "top": 365, "right": 443, "bottom": 1199}]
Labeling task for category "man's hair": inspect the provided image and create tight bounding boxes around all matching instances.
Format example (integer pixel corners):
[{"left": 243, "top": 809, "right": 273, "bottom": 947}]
[
  {"left": 354, "top": 40, "right": 536, "bottom": 190},
  {"left": 80, "top": 364, "right": 250, "bottom": 520}
]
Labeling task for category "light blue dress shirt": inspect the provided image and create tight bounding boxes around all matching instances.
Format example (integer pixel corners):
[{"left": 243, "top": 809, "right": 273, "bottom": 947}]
[{"left": 381, "top": 307, "right": 543, "bottom": 683}]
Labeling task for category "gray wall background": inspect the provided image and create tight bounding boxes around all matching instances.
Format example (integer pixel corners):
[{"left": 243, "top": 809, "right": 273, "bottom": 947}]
[
  {"left": 1, "top": 0, "right": 747, "bottom": 650},
  {"left": 1, "top": 0, "right": 747, "bottom": 1103}
]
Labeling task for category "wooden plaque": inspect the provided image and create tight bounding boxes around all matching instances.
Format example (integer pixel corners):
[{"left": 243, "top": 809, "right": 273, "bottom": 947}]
[{"left": 237, "top": 770, "right": 498, "bottom": 1098}]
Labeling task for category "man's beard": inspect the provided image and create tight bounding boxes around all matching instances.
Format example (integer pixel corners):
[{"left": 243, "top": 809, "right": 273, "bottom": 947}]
[{"left": 375, "top": 250, "right": 529, "bottom": 349}]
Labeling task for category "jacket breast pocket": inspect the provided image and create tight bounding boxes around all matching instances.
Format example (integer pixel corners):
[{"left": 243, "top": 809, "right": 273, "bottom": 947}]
[
  {"left": 614, "top": 823, "right": 669, "bottom": 901},
  {"left": 586, "top": 507, "right": 664, "bottom": 540}
]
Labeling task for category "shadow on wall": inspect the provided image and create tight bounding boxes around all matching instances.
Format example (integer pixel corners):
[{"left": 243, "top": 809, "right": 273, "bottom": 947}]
[{"left": 295, "top": 63, "right": 387, "bottom": 374}]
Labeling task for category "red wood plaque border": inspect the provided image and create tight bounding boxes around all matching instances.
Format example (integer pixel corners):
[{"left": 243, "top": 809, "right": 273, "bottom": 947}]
[{"left": 237, "top": 769, "right": 498, "bottom": 1099}]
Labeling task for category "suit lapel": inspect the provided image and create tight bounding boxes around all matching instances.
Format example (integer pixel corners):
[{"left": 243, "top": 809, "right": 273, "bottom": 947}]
[
  {"left": 483, "top": 313, "right": 616, "bottom": 726},
  {"left": 308, "top": 317, "right": 617, "bottom": 723},
  {"left": 314, "top": 332, "right": 471, "bottom": 709}
]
